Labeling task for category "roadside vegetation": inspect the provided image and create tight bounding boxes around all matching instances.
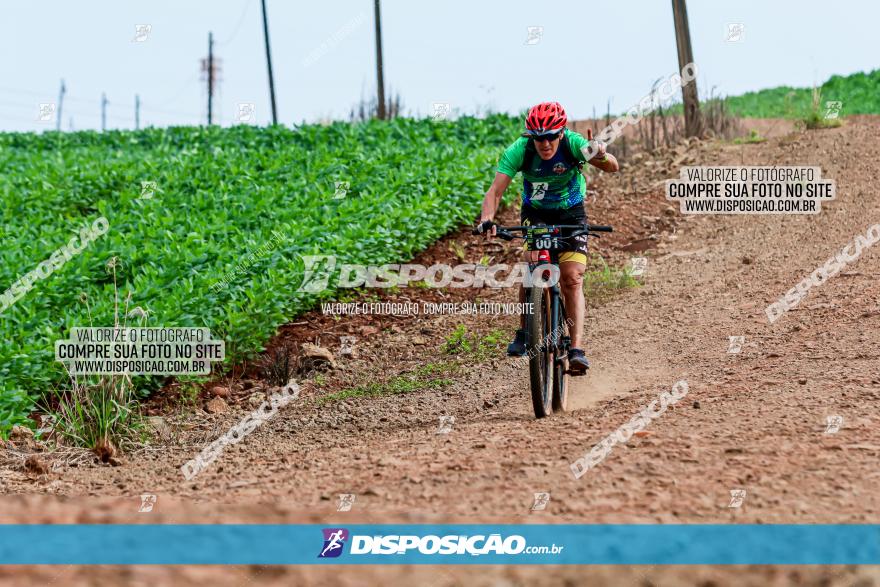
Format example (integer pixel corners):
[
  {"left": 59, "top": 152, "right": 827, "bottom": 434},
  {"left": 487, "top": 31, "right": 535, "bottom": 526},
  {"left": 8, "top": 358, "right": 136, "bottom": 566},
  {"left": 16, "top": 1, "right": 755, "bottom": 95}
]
[
  {"left": 316, "top": 363, "right": 458, "bottom": 405},
  {"left": 442, "top": 324, "right": 506, "bottom": 360},
  {"left": 0, "top": 115, "right": 520, "bottom": 436},
  {"left": 723, "top": 69, "right": 879, "bottom": 119},
  {"left": 582, "top": 253, "right": 641, "bottom": 305}
]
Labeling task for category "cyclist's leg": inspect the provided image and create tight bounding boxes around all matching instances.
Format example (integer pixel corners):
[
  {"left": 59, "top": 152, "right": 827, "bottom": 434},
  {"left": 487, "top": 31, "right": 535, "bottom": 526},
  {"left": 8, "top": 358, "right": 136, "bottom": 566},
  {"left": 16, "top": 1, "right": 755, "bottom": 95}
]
[
  {"left": 559, "top": 259, "right": 586, "bottom": 350},
  {"left": 558, "top": 202, "right": 590, "bottom": 369},
  {"left": 559, "top": 257, "right": 588, "bottom": 370}
]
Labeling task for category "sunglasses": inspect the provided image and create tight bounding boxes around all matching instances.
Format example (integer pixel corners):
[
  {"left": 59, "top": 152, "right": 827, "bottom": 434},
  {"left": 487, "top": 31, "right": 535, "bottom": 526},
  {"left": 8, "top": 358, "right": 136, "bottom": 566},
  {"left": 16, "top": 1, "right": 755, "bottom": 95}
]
[{"left": 532, "top": 132, "right": 561, "bottom": 143}]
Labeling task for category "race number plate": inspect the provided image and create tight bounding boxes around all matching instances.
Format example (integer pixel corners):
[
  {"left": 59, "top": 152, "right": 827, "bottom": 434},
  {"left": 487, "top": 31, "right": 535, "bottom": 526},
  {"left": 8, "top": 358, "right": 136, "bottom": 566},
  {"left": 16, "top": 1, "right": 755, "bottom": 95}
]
[
  {"left": 534, "top": 236, "right": 561, "bottom": 250},
  {"left": 528, "top": 227, "right": 561, "bottom": 250}
]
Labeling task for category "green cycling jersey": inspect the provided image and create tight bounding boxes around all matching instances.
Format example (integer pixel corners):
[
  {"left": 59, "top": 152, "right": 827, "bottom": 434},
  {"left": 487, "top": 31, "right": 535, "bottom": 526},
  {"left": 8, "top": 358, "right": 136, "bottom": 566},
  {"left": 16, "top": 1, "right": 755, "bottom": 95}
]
[{"left": 496, "top": 129, "right": 591, "bottom": 210}]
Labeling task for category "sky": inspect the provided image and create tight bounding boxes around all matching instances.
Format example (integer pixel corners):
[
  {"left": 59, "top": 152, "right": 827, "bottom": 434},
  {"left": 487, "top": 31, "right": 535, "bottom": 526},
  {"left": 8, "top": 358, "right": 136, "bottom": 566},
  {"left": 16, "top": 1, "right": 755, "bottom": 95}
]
[{"left": 0, "top": 0, "right": 876, "bottom": 132}]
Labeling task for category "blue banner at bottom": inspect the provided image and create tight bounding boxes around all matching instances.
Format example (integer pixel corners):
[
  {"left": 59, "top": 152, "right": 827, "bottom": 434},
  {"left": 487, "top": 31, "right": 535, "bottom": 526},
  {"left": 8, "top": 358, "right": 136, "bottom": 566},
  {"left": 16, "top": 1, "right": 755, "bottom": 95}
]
[{"left": 1, "top": 524, "right": 878, "bottom": 565}]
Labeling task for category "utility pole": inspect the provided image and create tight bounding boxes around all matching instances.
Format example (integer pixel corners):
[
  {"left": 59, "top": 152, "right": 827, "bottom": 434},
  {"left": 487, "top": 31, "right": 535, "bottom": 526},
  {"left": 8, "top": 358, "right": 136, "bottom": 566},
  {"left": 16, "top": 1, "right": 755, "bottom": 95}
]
[
  {"left": 56, "top": 79, "right": 66, "bottom": 131},
  {"left": 201, "top": 33, "right": 222, "bottom": 125},
  {"left": 671, "top": 0, "right": 700, "bottom": 136},
  {"left": 135, "top": 94, "right": 141, "bottom": 130},
  {"left": 260, "top": 0, "right": 278, "bottom": 124},
  {"left": 101, "top": 92, "right": 108, "bottom": 131},
  {"left": 208, "top": 32, "right": 214, "bottom": 124},
  {"left": 373, "top": 0, "right": 386, "bottom": 120}
]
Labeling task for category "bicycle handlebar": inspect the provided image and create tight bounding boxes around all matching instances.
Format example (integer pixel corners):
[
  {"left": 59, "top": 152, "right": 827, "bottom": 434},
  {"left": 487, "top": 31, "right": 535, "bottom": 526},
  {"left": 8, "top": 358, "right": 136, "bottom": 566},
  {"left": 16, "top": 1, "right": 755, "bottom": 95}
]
[{"left": 471, "top": 220, "right": 613, "bottom": 238}]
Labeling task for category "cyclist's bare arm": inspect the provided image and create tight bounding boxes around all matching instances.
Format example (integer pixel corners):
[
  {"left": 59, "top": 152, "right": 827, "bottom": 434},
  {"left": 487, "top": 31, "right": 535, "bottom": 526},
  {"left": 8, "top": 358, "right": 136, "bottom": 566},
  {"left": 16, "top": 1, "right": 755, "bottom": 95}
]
[
  {"left": 588, "top": 152, "right": 619, "bottom": 173},
  {"left": 584, "top": 129, "right": 619, "bottom": 173},
  {"left": 479, "top": 172, "right": 513, "bottom": 234}
]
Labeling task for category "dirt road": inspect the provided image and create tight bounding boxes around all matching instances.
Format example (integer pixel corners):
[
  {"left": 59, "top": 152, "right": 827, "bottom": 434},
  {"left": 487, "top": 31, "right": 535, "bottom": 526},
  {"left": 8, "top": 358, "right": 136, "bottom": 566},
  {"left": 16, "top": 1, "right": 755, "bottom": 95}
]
[{"left": 3, "top": 117, "right": 880, "bottom": 586}]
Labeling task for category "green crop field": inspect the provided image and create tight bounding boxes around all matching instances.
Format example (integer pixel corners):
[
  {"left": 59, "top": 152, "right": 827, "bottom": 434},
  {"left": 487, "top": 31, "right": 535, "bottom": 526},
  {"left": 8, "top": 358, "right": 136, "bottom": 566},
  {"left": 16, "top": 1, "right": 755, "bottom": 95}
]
[
  {"left": 0, "top": 115, "right": 521, "bottom": 434},
  {"left": 723, "top": 69, "right": 880, "bottom": 118}
]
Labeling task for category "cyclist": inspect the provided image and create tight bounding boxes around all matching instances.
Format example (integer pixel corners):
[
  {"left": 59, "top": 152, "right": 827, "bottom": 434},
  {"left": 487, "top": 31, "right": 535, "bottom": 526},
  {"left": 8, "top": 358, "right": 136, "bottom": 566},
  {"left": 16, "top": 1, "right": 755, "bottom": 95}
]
[{"left": 477, "top": 101, "right": 619, "bottom": 372}]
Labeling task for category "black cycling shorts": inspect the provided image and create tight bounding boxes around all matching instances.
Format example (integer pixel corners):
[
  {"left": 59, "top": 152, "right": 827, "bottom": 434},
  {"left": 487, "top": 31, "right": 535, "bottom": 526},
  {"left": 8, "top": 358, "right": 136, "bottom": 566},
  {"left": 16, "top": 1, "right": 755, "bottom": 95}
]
[{"left": 520, "top": 202, "right": 589, "bottom": 264}]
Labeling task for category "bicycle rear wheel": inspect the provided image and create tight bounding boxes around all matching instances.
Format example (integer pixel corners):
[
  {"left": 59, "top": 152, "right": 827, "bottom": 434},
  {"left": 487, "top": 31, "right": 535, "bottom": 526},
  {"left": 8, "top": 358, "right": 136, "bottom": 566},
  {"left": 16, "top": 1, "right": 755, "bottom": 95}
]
[{"left": 527, "top": 285, "right": 553, "bottom": 418}]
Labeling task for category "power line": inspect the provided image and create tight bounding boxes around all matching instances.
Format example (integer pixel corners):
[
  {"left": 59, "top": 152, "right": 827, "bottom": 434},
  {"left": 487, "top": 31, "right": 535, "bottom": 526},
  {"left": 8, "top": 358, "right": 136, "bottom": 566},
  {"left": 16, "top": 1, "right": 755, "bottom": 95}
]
[
  {"left": 0, "top": 86, "right": 49, "bottom": 97},
  {"left": 1, "top": 0, "right": 263, "bottom": 131},
  {"left": 139, "top": 104, "right": 202, "bottom": 118},
  {"left": 0, "top": 112, "right": 52, "bottom": 124},
  {"left": 0, "top": 85, "right": 200, "bottom": 118},
  {"left": 152, "top": 73, "right": 199, "bottom": 108},
  {"left": 0, "top": 100, "right": 134, "bottom": 122},
  {"left": 0, "top": 98, "right": 45, "bottom": 110},
  {"left": 217, "top": 0, "right": 256, "bottom": 46}
]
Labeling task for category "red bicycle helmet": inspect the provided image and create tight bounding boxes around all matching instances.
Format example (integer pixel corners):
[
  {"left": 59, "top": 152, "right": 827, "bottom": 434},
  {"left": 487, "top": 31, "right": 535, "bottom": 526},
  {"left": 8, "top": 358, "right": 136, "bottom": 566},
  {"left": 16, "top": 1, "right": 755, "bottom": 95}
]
[{"left": 523, "top": 102, "right": 568, "bottom": 136}]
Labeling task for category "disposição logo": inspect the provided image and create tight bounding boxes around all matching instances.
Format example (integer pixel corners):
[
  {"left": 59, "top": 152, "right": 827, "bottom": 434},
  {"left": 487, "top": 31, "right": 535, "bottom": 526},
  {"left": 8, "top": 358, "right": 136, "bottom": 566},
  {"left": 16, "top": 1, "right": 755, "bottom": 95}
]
[{"left": 319, "top": 528, "right": 349, "bottom": 558}]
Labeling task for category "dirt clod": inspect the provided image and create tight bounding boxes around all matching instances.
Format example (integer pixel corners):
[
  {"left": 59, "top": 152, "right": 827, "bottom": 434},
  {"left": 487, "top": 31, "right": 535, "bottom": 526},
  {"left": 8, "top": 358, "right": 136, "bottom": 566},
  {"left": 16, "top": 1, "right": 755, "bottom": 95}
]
[
  {"left": 205, "top": 397, "right": 230, "bottom": 414},
  {"left": 10, "top": 424, "right": 34, "bottom": 441},
  {"left": 146, "top": 416, "right": 172, "bottom": 441},
  {"left": 209, "top": 386, "right": 230, "bottom": 398},
  {"left": 299, "top": 343, "right": 337, "bottom": 372},
  {"left": 24, "top": 455, "right": 49, "bottom": 475},
  {"left": 94, "top": 439, "right": 116, "bottom": 464}
]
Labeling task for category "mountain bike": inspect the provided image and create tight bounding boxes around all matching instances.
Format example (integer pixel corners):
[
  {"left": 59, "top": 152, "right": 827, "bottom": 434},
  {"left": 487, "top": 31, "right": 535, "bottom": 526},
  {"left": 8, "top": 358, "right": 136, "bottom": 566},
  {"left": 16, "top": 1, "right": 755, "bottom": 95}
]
[{"left": 473, "top": 220, "right": 613, "bottom": 418}]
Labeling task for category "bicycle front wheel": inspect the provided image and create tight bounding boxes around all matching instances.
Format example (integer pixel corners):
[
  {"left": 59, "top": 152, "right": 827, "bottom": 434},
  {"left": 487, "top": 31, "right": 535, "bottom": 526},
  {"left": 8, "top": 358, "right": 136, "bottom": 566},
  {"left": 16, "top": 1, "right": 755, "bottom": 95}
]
[
  {"left": 552, "top": 295, "right": 569, "bottom": 413},
  {"left": 527, "top": 285, "right": 553, "bottom": 418}
]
